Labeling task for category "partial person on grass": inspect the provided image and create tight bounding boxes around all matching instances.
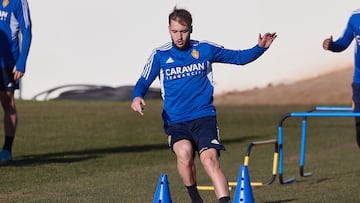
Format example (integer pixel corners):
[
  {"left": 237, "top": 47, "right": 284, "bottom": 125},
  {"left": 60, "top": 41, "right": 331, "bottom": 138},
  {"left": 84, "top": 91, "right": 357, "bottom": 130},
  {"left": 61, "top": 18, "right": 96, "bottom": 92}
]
[
  {"left": 131, "top": 7, "right": 276, "bottom": 203},
  {"left": 323, "top": 8, "right": 360, "bottom": 148},
  {"left": 0, "top": 0, "right": 32, "bottom": 163}
]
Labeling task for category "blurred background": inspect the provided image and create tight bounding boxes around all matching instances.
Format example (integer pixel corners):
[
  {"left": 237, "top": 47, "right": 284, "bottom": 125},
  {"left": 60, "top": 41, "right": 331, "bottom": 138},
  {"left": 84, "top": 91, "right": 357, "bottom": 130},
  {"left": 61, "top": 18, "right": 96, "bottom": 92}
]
[{"left": 23, "top": 0, "right": 358, "bottom": 100}]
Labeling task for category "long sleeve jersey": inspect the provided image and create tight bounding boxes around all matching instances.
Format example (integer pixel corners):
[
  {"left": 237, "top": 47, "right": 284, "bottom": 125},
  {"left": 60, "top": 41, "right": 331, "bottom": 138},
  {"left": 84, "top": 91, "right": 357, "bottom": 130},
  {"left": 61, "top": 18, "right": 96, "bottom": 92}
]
[
  {"left": 329, "top": 9, "right": 360, "bottom": 83},
  {"left": 0, "top": 0, "right": 32, "bottom": 72},
  {"left": 132, "top": 40, "right": 267, "bottom": 126}
]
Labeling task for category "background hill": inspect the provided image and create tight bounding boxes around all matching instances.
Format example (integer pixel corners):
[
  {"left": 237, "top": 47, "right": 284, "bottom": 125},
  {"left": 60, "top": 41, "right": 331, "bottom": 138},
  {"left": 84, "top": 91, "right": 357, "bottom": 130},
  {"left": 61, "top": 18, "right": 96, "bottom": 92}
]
[
  {"left": 37, "top": 67, "right": 353, "bottom": 104},
  {"left": 214, "top": 67, "right": 353, "bottom": 105}
]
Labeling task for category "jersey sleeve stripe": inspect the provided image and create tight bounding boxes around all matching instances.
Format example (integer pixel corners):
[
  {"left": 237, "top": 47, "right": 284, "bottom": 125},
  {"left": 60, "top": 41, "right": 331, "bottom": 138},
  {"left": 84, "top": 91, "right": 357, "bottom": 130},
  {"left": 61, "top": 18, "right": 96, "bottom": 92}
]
[
  {"left": 21, "top": 0, "right": 31, "bottom": 28},
  {"left": 141, "top": 50, "right": 155, "bottom": 80}
]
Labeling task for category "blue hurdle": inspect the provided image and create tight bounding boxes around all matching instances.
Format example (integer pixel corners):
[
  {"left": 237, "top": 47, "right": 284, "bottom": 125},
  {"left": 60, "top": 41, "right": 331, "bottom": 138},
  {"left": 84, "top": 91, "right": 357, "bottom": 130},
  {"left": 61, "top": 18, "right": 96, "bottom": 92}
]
[
  {"left": 277, "top": 106, "right": 359, "bottom": 184},
  {"left": 298, "top": 106, "right": 352, "bottom": 178}
]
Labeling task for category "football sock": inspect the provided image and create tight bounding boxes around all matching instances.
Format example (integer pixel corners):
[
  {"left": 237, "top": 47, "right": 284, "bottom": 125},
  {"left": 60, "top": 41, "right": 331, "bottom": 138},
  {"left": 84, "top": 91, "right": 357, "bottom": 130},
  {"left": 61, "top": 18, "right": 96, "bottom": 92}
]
[
  {"left": 185, "top": 183, "right": 203, "bottom": 203},
  {"left": 3, "top": 136, "right": 14, "bottom": 152},
  {"left": 219, "top": 196, "right": 231, "bottom": 203}
]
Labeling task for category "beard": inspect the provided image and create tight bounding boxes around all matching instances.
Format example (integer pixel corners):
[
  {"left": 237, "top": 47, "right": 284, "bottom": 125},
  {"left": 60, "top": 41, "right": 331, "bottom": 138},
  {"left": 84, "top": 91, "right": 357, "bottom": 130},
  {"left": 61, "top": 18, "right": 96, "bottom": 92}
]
[{"left": 173, "top": 38, "right": 190, "bottom": 50}]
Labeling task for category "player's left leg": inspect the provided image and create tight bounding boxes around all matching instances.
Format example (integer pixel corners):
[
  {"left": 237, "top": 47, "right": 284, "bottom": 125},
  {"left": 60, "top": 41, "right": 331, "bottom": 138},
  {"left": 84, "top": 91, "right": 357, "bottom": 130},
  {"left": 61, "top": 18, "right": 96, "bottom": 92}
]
[
  {"left": 199, "top": 149, "right": 230, "bottom": 203},
  {"left": 194, "top": 116, "right": 230, "bottom": 202}
]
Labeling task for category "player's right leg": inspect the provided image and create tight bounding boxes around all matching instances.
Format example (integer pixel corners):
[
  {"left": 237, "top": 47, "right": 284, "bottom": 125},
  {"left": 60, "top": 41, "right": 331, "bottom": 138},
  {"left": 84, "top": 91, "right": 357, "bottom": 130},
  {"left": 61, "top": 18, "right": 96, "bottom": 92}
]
[
  {"left": 173, "top": 140, "right": 197, "bottom": 184},
  {"left": 166, "top": 123, "right": 203, "bottom": 203},
  {"left": 173, "top": 140, "right": 203, "bottom": 203}
]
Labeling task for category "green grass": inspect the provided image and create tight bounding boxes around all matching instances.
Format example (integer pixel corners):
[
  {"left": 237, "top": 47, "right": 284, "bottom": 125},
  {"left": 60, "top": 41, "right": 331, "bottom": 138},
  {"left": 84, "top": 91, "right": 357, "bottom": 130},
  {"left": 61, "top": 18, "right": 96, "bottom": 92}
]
[{"left": 0, "top": 100, "right": 359, "bottom": 202}]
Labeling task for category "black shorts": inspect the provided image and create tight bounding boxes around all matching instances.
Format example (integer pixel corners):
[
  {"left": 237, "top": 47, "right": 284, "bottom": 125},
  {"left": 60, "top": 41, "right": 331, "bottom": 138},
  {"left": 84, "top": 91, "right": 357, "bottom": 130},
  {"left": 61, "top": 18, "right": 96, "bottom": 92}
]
[
  {"left": 165, "top": 116, "right": 225, "bottom": 155},
  {"left": 0, "top": 67, "right": 19, "bottom": 91}
]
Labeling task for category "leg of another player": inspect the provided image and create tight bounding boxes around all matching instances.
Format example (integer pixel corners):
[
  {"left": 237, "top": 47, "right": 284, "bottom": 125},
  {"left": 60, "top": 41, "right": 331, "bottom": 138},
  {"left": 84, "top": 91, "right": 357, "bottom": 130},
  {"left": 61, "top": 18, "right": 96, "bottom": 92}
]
[
  {"left": 355, "top": 117, "right": 360, "bottom": 148},
  {"left": 0, "top": 91, "right": 17, "bottom": 162},
  {"left": 352, "top": 83, "right": 360, "bottom": 148}
]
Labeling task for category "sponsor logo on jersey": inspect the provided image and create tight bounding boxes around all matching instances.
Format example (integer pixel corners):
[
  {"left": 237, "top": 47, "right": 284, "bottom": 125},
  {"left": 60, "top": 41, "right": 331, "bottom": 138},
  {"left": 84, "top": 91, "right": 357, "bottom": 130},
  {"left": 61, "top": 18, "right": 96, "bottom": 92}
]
[
  {"left": 0, "top": 10, "right": 8, "bottom": 21},
  {"left": 191, "top": 49, "right": 199, "bottom": 59},
  {"left": 165, "top": 62, "right": 205, "bottom": 80},
  {"left": 2, "top": 0, "right": 8, "bottom": 8}
]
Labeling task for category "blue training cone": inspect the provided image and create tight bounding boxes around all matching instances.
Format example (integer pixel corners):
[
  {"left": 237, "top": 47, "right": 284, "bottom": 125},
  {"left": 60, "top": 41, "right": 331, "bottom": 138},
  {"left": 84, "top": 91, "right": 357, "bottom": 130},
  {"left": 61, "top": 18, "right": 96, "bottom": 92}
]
[
  {"left": 233, "top": 165, "right": 254, "bottom": 203},
  {"left": 153, "top": 174, "right": 172, "bottom": 203}
]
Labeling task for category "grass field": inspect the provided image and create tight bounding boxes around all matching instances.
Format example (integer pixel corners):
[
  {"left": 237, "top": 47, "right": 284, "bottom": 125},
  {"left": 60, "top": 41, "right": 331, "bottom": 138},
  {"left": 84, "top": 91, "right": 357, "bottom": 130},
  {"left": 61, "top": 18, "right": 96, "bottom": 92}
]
[{"left": 0, "top": 100, "right": 359, "bottom": 202}]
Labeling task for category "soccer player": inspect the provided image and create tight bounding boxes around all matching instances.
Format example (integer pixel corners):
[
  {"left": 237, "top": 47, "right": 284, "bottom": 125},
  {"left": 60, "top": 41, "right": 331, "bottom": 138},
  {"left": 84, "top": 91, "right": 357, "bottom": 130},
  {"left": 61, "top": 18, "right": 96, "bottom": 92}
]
[
  {"left": 0, "top": 0, "right": 32, "bottom": 163},
  {"left": 131, "top": 7, "right": 276, "bottom": 203},
  {"left": 323, "top": 8, "right": 360, "bottom": 148}
]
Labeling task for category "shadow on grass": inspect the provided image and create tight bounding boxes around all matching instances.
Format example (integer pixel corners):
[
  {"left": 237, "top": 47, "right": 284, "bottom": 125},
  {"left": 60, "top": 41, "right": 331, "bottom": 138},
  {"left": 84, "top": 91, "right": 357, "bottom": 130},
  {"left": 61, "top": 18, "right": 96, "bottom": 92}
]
[
  {"left": 295, "top": 168, "right": 360, "bottom": 185},
  {"left": 263, "top": 199, "right": 297, "bottom": 203},
  {"left": 2, "top": 135, "right": 261, "bottom": 167}
]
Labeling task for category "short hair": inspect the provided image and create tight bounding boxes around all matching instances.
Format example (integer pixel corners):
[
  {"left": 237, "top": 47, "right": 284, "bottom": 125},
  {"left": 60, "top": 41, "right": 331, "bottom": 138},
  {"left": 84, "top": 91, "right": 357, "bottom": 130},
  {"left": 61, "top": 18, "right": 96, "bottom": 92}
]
[{"left": 168, "top": 7, "right": 192, "bottom": 27}]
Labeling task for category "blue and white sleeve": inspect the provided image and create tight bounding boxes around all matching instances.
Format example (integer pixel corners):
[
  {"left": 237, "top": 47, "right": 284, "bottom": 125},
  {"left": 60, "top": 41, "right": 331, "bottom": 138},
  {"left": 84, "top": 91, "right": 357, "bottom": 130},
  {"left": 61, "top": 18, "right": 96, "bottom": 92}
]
[
  {"left": 329, "top": 15, "right": 355, "bottom": 52},
  {"left": 15, "top": 0, "right": 32, "bottom": 73},
  {"left": 208, "top": 42, "right": 267, "bottom": 65},
  {"left": 131, "top": 50, "right": 161, "bottom": 100}
]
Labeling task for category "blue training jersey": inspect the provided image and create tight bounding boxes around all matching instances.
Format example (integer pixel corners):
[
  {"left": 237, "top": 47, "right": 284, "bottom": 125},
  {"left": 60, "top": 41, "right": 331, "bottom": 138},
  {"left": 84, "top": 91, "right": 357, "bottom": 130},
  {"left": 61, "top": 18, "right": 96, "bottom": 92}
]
[
  {"left": 132, "top": 40, "right": 267, "bottom": 125},
  {"left": 329, "top": 9, "right": 360, "bottom": 83},
  {"left": 0, "top": 0, "right": 32, "bottom": 72}
]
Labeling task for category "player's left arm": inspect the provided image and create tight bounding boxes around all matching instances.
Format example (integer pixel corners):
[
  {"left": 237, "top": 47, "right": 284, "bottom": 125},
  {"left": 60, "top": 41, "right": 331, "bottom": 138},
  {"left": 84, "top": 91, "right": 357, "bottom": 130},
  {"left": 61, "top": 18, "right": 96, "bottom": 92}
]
[
  {"left": 258, "top": 32, "right": 277, "bottom": 48},
  {"left": 209, "top": 32, "right": 276, "bottom": 65},
  {"left": 13, "top": 0, "right": 32, "bottom": 79}
]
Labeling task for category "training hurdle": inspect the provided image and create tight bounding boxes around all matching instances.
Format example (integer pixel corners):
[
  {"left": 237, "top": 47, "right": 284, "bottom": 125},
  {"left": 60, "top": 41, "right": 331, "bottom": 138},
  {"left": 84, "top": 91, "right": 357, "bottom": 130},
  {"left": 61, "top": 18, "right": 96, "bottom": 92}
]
[
  {"left": 299, "top": 106, "right": 352, "bottom": 178},
  {"left": 228, "top": 139, "right": 278, "bottom": 187},
  {"left": 197, "top": 139, "right": 278, "bottom": 191},
  {"left": 277, "top": 106, "right": 359, "bottom": 184}
]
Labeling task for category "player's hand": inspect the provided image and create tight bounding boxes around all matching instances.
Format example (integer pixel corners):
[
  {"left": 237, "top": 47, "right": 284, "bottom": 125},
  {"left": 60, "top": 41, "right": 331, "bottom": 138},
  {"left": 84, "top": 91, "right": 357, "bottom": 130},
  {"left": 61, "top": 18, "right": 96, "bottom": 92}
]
[
  {"left": 131, "top": 97, "right": 146, "bottom": 116},
  {"left": 12, "top": 67, "right": 24, "bottom": 80},
  {"left": 258, "top": 32, "right": 277, "bottom": 48},
  {"left": 322, "top": 36, "right": 333, "bottom": 50}
]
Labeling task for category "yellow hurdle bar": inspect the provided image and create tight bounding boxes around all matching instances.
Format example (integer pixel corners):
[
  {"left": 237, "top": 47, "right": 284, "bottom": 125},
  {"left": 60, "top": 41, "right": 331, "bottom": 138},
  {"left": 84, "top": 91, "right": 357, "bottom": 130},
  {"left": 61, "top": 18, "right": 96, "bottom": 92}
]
[
  {"left": 197, "top": 186, "right": 232, "bottom": 191},
  {"left": 197, "top": 182, "right": 263, "bottom": 191},
  {"left": 229, "top": 181, "right": 263, "bottom": 187}
]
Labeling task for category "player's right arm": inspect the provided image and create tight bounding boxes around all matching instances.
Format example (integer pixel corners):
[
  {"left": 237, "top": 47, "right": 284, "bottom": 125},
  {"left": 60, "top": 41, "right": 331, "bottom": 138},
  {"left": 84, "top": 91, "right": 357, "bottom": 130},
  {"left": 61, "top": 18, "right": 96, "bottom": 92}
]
[
  {"left": 131, "top": 97, "right": 146, "bottom": 116},
  {"left": 131, "top": 50, "right": 161, "bottom": 115}
]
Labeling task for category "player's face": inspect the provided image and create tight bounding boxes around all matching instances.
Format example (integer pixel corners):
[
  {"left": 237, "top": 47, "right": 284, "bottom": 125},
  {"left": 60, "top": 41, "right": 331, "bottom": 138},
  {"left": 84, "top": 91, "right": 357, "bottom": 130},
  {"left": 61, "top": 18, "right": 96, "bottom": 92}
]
[{"left": 169, "top": 19, "right": 191, "bottom": 50}]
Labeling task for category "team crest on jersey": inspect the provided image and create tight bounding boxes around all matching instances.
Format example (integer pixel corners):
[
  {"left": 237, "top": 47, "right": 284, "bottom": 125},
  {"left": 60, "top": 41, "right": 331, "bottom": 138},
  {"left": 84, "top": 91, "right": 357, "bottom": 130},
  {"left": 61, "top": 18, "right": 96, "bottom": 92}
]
[
  {"left": 2, "top": 0, "right": 9, "bottom": 8},
  {"left": 191, "top": 49, "right": 199, "bottom": 59}
]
